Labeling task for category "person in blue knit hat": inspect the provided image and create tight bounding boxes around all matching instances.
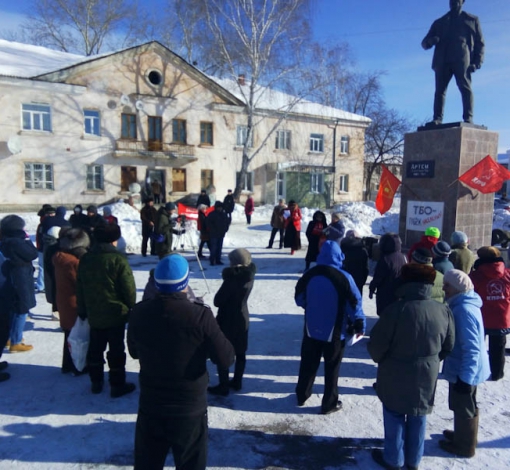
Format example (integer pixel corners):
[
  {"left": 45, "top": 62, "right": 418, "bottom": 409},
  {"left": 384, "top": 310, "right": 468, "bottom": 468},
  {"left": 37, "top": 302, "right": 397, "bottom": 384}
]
[
  {"left": 432, "top": 240, "right": 454, "bottom": 274},
  {"left": 128, "top": 254, "right": 234, "bottom": 470}
]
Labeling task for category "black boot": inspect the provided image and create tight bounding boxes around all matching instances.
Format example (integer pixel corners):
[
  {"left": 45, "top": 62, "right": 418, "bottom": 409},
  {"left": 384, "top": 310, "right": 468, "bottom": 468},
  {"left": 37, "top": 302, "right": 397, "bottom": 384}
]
[
  {"left": 229, "top": 357, "right": 246, "bottom": 391},
  {"left": 107, "top": 352, "right": 136, "bottom": 398},
  {"left": 208, "top": 368, "right": 229, "bottom": 396},
  {"left": 88, "top": 362, "right": 104, "bottom": 394}
]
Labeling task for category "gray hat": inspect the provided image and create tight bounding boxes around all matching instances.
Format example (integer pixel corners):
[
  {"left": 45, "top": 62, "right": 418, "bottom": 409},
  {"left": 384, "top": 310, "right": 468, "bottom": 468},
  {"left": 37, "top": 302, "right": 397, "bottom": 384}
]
[
  {"left": 451, "top": 231, "right": 468, "bottom": 245},
  {"left": 412, "top": 247, "right": 433, "bottom": 265},
  {"left": 228, "top": 248, "right": 252, "bottom": 267}
]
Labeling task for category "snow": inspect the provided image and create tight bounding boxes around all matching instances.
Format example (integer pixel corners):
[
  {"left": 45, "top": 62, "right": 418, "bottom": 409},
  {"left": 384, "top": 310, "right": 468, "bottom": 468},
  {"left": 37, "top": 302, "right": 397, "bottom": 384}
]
[{"left": 1, "top": 200, "right": 509, "bottom": 469}]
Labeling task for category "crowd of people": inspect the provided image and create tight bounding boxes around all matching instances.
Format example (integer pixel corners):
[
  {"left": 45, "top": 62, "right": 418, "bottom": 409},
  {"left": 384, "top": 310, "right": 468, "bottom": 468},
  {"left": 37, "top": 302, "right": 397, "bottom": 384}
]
[{"left": 0, "top": 196, "right": 508, "bottom": 470}]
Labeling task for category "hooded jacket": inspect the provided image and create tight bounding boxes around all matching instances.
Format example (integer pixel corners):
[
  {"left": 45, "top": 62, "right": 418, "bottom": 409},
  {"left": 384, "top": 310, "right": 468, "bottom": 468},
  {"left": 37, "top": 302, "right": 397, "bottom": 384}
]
[
  {"left": 470, "top": 259, "right": 510, "bottom": 330},
  {"left": 368, "top": 281, "right": 455, "bottom": 416},
  {"left": 442, "top": 290, "right": 490, "bottom": 386},
  {"left": 295, "top": 241, "right": 365, "bottom": 342},
  {"left": 340, "top": 236, "right": 369, "bottom": 293}
]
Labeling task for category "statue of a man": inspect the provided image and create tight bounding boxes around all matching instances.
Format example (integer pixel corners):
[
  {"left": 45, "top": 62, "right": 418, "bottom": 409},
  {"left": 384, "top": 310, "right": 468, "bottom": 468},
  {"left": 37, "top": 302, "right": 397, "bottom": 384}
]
[{"left": 422, "top": 0, "right": 485, "bottom": 125}]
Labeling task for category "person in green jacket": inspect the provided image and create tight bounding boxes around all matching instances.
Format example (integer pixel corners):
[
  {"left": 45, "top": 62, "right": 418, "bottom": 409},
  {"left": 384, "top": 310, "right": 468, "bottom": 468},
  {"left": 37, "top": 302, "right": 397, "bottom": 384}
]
[
  {"left": 77, "top": 224, "right": 137, "bottom": 398},
  {"left": 154, "top": 202, "right": 177, "bottom": 259}
]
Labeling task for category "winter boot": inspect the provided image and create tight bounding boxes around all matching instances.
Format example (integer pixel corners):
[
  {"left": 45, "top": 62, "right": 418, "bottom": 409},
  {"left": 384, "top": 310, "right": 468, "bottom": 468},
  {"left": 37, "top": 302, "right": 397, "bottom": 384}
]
[
  {"left": 91, "top": 381, "right": 104, "bottom": 394},
  {"left": 229, "top": 357, "right": 246, "bottom": 391},
  {"left": 88, "top": 360, "right": 105, "bottom": 394},
  {"left": 208, "top": 368, "right": 229, "bottom": 396},
  {"left": 107, "top": 351, "right": 136, "bottom": 398},
  {"left": 439, "top": 413, "right": 478, "bottom": 458}
]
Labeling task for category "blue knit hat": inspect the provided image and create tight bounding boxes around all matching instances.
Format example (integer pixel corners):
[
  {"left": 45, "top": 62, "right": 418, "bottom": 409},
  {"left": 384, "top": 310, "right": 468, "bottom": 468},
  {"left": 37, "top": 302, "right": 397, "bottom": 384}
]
[{"left": 154, "top": 254, "right": 190, "bottom": 293}]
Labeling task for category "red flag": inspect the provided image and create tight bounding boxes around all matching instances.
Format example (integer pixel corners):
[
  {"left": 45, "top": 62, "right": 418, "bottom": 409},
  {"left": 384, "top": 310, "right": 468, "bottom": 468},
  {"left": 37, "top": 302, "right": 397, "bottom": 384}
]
[
  {"left": 177, "top": 203, "right": 198, "bottom": 220},
  {"left": 458, "top": 155, "right": 510, "bottom": 194},
  {"left": 375, "top": 165, "right": 401, "bottom": 215}
]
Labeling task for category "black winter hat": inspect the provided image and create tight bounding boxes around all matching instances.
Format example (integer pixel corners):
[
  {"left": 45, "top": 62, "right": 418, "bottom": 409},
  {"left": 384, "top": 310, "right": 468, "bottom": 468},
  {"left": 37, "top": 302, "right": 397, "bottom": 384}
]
[
  {"left": 214, "top": 201, "right": 223, "bottom": 209},
  {"left": 432, "top": 241, "right": 451, "bottom": 257},
  {"left": 94, "top": 224, "right": 121, "bottom": 243},
  {"left": 59, "top": 228, "right": 90, "bottom": 251},
  {"left": 86, "top": 205, "right": 98, "bottom": 214},
  {"left": 228, "top": 248, "right": 252, "bottom": 266},
  {"left": 0, "top": 214, "right": 25, "bottom": 235},
  {"left": 165, "top": 202, "right": 176, "bottom": 212},
  {"left": 412, "top": 247, "right": 433, "bottom": 265}
]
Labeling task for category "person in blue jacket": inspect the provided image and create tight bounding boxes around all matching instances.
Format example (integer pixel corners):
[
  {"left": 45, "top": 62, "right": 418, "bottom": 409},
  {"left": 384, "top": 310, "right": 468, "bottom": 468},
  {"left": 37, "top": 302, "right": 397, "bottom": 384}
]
[
  {"left": 294, "top": 240, "right": 365, "bottom": 414},
  {"left": 440, "top": 269, "right": 490, "bottom": 458}
]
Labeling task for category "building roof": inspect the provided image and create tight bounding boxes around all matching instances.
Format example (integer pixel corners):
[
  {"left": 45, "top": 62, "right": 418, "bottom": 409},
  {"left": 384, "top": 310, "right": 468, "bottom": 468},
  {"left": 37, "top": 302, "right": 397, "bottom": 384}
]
[{"left": 0, "top": 39, "right": 370, "bottom": 125}]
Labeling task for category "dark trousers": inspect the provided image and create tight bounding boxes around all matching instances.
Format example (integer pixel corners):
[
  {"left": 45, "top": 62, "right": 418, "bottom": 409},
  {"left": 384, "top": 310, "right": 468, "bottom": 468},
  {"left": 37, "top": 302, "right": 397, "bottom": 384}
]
[
  {"left": 267, "top": 227, "right": 284, "bottom": 248},
  {"left": 141, "top": 227, "right": 155, "bottom": 256},
  {"left": 62, "top": 329, "right": 81, "bottom": 374},
  {"left": 246, "top": 214, "right": 251, "bottom": 225},
  {"left": 197, "top": 240, "right": 209, "bottom": 257},
  {"left": 488, "top": 334, "right": 507, "bottom": 380},
  {"left": 448, "top": 382, "right": 478, "bottom": 419},
  {"left": 134, "top": 412, "right": 208, "bottom": 470},
  {"left": 153, "top": 194, "right": 161, "bottom": 204},
  {"left": 295, "top": 335, "right": 346, "bottom": 412},
  {"left": 209, "top": 237, "right": 224, "bottom": 264},
  {"left": 87, "top": 325, "right": 126, "bottom": 385},
  {"left": 434, "top": 62, "right": 473, "bottom": 122},
  {"left": 0, "top": 309, "right": 12, "bottom": 360}
]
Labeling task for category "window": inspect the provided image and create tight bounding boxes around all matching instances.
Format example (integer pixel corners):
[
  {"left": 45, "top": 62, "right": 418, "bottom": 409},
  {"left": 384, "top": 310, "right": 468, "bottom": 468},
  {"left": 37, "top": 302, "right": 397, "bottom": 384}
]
[
  {"left": 22, "top": 104, "right": 51, "bottom": 132},
  {"left": 148, "top": 116, "right": 163, "bottom": 150},
  {"left": 86, "top": 164, "right": 104, "bottom": 190},
  {"left": 24, "top": 163, "right": 53, "bottom": 190},
  {"left": 200, "top": 122, "right": 213, "bottom": 145},
  {"left": 121, "top": 113, "right": 137, "bottom": 139},
  {"left": 340, "top": 135, "right": 350, "bottom": 154},
  {"left": 172, "top": 168, "right": 187, "bottom": 192},
  {"left": 147, "top": 70, "right": 162, "bottom": 86},
  {"left": 172, "top": 119, "right": 187, "bottom": 144},
  {"left": 309, "top": 133, "right": 324, "bottom": 153},
  {"left": 275, "top": 129, "right": 291, "bottom": 150},
  {"left": 310, "top": 173, "right": 324, "bottom": 193},
  {"left": 121, "top": 166, "right": 137, "bottom": 191},
  {"left": 84, "top": 109, "right": 100, "bottom": 136},
  {"left": 236, "top": 171, "right": 254, "bottom": 192},
  {"left": 201, "top": 170, "right": 214, "bottom": 190},
  {"left": 236, "top": 125, "right": 253, "bottom": 147},
  {"left": 339, "top": 174, "right": 349, "bottom": 192}
]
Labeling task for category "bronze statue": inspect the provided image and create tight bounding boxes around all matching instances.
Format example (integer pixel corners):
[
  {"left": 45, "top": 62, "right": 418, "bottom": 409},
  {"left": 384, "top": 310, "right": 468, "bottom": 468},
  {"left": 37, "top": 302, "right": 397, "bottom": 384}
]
[{"left": 422, "top": 0, "right": 485, "bottom": 125}]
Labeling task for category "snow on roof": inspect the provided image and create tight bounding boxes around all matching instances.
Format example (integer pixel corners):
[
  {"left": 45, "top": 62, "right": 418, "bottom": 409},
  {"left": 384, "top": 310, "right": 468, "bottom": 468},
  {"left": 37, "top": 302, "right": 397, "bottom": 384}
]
[
  {"left": 211, "top": 76, "right": 371, "bottom": 124},
  {"left": 0, "top": 39, "right": 85, "bottom": 78}
]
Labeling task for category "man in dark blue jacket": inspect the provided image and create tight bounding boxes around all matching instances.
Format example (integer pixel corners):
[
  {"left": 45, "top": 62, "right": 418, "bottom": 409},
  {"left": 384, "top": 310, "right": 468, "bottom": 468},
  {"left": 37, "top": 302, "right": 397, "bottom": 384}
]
[{"left": 294, "top": 240, "right": 365, "bottom": 414}]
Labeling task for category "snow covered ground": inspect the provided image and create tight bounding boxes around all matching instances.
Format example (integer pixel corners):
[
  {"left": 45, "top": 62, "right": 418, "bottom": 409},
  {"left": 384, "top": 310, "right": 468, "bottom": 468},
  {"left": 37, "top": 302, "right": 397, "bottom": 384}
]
[{"left": 0, "top": 201, "right": 509, "bottom": 469}]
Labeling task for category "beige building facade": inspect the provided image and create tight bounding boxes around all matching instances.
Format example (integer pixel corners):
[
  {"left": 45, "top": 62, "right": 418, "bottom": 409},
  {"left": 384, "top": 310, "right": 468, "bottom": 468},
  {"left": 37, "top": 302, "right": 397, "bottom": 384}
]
[{"left": 0, "top": 41, "right": 370, "bottom": 210}]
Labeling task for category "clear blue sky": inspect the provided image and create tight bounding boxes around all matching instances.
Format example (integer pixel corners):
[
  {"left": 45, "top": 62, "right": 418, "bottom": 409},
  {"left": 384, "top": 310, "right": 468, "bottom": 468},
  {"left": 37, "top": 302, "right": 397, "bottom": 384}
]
[{"left": 1, "top": 0, "right": 509, "bottom": 152}]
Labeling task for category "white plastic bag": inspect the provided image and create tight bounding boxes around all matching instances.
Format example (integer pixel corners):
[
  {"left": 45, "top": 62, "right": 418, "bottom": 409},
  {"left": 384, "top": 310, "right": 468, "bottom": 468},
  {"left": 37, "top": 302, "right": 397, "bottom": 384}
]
[{"left": 68, "top": 317, "right": 90, "bottom": 372}]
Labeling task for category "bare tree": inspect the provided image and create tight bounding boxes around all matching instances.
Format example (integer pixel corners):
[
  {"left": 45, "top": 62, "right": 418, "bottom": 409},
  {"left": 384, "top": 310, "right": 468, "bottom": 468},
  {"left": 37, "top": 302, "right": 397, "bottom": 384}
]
[
  {"left": 19, "top": 0, "right": 146, "bottom": 56},
  {"left": 172, "top": 0, "right": 319, "bottom": 200},
  {"left": 363, "top": 105, "right": 412, "bottom": 200}
]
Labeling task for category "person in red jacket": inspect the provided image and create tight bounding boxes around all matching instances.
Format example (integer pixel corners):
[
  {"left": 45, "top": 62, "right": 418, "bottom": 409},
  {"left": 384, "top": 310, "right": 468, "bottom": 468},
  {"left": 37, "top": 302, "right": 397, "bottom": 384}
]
[
  {"left": 244, "top": 195, "right": 254, "bottom": 225},
  {"left": 407, "top": 226, "right": 440, "bottom": 261},
  {"left": 470, "top": 246, "right": 510, "bottom": 381},
  {"left": 283, "top": 200, "right": 302, "bottom": 255}
]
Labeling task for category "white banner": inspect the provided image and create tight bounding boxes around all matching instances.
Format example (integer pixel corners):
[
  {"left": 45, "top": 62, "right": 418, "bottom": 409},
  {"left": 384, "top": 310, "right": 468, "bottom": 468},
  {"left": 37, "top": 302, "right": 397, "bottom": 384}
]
[{"left": 406, "top": 201, "right": 444, "bottom": 232}]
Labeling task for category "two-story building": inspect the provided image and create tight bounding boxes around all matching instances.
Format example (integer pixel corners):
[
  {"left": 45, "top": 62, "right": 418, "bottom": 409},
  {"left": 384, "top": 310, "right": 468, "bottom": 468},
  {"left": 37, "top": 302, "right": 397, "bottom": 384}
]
[{"left": 0, "top": 39, "right": 370, "bottom": 211}]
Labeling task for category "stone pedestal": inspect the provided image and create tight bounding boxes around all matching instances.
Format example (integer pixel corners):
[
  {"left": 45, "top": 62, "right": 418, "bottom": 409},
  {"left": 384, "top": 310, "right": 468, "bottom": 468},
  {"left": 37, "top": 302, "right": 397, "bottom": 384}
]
[{"left": 398, "top": 124, "right": 499, "bottom": 250}]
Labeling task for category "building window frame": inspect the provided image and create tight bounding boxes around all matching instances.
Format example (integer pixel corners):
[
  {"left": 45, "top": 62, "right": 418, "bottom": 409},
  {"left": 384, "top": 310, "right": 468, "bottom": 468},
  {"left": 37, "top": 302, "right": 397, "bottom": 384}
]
[
  {"left": 121, "top": 113, "right": 137, "bottom": 139},
  {"left": 200, "top": 122, "right": 213, "bottom": 145},
  {"left": 172, "top": 119, "right": 187, "bottom": 144},
  {"left": 24, "top": 162, "right": 54, "bottom": 190},
  {"left": 309, "top": 133, "right": 324, "bottom": 153},
  {"left": 275, "top": 129, "right": 291, "bottom": 150},
  {"left": 340, "top": 135, "right": 350, "bottom": 154},
  {"left": 236, "top": 171, "right": 254, "bottom": 192},
  {"left": 236, "top": 125, "right": 253, "bottom": 148},
  {"left": 86, "top": 164, "right": 104, "bottom": 190},
  {"left": 172, "top": 168, "right": 187, "bottom": 192},
  {"left": 84, "top": 109, "right": 101, "bottom": 136},
  {"left": 310, "top": 173, "right": 324, "bottom": 194},
  {"left": 338, "top": 174, "right": 349, "bottom": 193},
  {"left": 22, "top": 103, "right": 52, "bottom": 132}
]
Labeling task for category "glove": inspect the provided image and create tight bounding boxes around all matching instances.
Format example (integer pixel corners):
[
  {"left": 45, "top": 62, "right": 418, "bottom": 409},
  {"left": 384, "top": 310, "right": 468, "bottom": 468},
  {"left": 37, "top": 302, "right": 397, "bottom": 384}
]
[
  {"left": 353, "top": 319, "right": 364, "bottom": 334},
  {"left": 453, "top": 377, "right": 472, "bottom": 394}
]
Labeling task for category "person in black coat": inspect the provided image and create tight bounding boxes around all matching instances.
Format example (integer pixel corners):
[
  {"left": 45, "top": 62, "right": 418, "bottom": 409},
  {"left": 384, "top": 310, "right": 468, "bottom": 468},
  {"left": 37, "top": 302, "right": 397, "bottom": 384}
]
[
  {"left": 340, "top": 230, "right": 369, "bottom": 295},
  {"left": 369, "top": 232, "right": 407, "bottom": 316},
  {"left": 206, "top": 201, "right": 229, "bottom": 266},
  {"left": 208, "top": 248, "right": 256, "bottom": 396},
  {"left": 140, "top": 198, "right": 157, "bottom": 257},
  {"left": 223, "top": 189, "right": 235, "bottom": 229},
  {"left": 305, "top": 211, "right": 327, "bottom": 271},
  {"left": 0, "top": 215, "right": 38, "bottom": 353},
  {"left": 196, "top": 189, "right": 211, "bottom": 208},
  {"left": 128, "top": 254, "right": 234, "bottom": 470},
  {"left": 69, "top": 205, "right": 89, "bottom": 229}
]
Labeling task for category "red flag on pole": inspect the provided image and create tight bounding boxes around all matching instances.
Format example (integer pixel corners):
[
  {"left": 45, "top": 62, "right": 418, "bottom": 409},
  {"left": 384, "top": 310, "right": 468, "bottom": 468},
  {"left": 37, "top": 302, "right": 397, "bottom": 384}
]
[
  {"left": 458, "top": 155, "right": 510, "bottom": 194},
  {"left": 375, "top": 165, "right": 401, "bottom": 215}
]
